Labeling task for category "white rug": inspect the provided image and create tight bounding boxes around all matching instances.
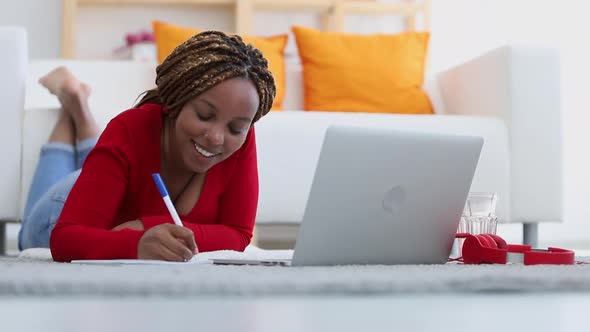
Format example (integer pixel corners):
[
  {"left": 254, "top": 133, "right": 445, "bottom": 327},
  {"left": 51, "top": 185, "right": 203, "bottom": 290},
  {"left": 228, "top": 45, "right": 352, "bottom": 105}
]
[{"left": 3, "top": 248, "right": 590, "bottom": 297}]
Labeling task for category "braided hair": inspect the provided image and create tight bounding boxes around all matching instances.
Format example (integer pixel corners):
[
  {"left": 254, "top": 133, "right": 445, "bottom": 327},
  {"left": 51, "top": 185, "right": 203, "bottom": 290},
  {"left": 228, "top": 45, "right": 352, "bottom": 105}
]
[{"left": 137, "top": 30, "right": 276, "bottom": 123}]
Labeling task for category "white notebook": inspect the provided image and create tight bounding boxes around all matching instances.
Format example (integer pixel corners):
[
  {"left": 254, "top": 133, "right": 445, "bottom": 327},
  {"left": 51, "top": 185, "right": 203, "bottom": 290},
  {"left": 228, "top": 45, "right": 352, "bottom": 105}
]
[
  {"left": 68, "top": 245, "right": 293, "bottom": 265},
  {"left": 18, "top": 245, "right": 293, "bottom": 265},
  {"left": 71, "top": 256, "right": 211, "bottom": 265}
]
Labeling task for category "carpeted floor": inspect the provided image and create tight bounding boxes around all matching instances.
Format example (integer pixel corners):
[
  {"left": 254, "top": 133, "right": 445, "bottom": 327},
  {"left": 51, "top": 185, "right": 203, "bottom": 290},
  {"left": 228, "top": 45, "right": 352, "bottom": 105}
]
[{"left": 2, "top": 248, "right": 590, "bottom": 297}]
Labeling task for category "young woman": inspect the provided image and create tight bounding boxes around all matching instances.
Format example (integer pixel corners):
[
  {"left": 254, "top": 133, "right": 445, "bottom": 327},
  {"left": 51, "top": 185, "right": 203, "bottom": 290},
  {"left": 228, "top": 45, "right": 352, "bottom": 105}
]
[{"left": 18, "top": 31, "right": 276, "bottom": 262}]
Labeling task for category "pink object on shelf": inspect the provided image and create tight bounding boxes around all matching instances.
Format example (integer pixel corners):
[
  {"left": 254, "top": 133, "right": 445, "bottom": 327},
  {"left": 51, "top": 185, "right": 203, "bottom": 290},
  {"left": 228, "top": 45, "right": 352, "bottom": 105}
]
[
  {"left": 125, "top": 30, "right": 154, "bottom": 47},
  {"left": 114, "top": 30, "right": 156, "bottom": 62}
]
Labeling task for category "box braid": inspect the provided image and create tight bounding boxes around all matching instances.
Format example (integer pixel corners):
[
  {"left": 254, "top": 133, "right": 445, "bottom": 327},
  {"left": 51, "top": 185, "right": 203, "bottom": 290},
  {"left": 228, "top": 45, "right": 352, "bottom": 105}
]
[{"left": 137, "top": 30, "right": 275, "bottom": 123}]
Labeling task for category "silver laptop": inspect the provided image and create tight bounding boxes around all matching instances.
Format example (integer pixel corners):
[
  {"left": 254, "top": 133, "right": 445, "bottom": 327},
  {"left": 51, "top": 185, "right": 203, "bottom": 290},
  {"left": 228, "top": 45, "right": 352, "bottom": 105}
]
[{"left": 213, "top": 126, "right": 483, "bottom": 266}]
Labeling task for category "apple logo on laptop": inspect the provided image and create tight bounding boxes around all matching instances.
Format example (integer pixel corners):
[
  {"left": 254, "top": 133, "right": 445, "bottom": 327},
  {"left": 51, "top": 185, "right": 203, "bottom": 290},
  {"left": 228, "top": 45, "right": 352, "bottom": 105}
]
[{"left": 382, "top": 185, "right": 406, "bottom": 214}]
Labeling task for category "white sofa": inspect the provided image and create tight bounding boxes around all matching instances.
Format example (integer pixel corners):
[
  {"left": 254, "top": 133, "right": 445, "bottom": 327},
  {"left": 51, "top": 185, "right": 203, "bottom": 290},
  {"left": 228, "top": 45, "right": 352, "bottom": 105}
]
[{"left": 0, "top": 27, "right": 562, "bottom": 253}]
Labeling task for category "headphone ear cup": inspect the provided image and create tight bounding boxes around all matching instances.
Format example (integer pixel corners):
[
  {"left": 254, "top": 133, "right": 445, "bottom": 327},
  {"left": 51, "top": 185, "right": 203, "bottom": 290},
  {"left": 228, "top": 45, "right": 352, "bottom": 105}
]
[
  {"left": 461, "top": 234, "right": 508, "bottom": 264},
  {"left": 461, "top": 235, "right": 484, "bottom": 263},
  {"left": 476, "top": 234, "right": 496, "bottom": 248},
  {"left": 487, "top": 234, "right": 507, "bottom": 249}
]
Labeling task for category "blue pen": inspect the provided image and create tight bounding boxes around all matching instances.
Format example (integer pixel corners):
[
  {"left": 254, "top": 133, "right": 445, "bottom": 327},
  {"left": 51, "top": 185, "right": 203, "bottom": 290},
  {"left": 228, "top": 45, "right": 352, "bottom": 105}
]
[{"left": 152, "top": 173, "right": 184, "bottom": 227}]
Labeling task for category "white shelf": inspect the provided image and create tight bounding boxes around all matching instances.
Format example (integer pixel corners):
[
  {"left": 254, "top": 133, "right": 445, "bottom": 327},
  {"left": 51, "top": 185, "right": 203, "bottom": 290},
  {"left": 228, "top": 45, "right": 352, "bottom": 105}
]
[{"left": 61, "top": 0, "right": 430, "bottom": 58}]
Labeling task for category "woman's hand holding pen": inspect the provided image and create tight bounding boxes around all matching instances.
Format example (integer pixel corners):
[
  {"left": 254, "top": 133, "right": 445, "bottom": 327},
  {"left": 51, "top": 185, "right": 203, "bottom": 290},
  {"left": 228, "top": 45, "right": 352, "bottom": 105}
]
[
  {"left": 113, "top": 219, "right": 199, "bottom": 261},
  {"left": 137, "top": 223, "right": 198, "bottom": 261}
]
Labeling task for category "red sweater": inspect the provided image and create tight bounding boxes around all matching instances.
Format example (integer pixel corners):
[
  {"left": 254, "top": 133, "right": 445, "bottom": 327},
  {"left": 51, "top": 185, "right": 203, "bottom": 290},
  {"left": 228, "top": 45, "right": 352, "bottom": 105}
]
[{"left": 50, "top": 104, "right": 259, "bottom": 262}]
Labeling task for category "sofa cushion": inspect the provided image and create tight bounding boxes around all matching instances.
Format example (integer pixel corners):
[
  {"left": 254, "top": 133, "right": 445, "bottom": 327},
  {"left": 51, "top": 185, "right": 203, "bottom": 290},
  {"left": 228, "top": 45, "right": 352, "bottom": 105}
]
[
  {"left": 292, "top": 26, "right": 433, "bottom": 115},
  {"left": 152, "top": 20, "right": 288, "bottom": 110}
]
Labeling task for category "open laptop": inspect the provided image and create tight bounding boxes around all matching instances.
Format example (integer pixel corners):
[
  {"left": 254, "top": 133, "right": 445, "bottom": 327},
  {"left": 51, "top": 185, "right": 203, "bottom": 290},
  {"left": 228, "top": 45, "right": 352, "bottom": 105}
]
[{"left": 213, "top": 126, "right": 483, "bottom": 266}]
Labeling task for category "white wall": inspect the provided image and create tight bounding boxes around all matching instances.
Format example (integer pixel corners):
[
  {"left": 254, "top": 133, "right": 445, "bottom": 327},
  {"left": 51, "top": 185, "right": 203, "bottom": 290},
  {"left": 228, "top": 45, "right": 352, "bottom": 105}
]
[
  {"left": 428, "top": 0, "right": 590, "bottom": 247},
  {"left": 0, "top": 0, "right": 61, "bottom": 58},
  {"left": 3, "top": 0, "right": 590, "bottom": 248}
]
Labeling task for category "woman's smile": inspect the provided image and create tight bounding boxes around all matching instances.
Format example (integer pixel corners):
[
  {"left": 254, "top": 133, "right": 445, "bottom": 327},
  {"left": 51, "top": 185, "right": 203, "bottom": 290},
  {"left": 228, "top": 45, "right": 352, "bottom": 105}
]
[{"left": 192, "top": 139, "right": 221, "bottom": 158}]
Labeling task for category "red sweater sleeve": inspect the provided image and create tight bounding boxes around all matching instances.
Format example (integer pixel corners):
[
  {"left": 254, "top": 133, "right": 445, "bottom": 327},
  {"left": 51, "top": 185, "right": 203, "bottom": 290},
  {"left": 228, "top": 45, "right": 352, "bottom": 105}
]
[
  {"left": 140, "top": 128, "right": 259, "bottom": 252},
  {"left": 50, "top": 117, "right": 145, "bottom": 262}
]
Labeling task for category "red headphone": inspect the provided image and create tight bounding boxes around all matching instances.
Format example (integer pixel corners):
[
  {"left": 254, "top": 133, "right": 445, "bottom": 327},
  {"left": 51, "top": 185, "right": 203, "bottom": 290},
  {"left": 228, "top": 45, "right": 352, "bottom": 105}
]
[{"left": 455, "top": 233, "right": 575, "bottom": 265}]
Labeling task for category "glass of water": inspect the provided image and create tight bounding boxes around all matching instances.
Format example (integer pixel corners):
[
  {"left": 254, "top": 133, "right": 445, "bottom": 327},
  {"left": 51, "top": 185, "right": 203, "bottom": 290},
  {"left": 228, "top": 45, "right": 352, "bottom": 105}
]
[
  {"left": 451, "top": 192, "right": 499, "bottom": 259},
  {"left": 457, "top": 192, "right": 498, "bottom": 235}
]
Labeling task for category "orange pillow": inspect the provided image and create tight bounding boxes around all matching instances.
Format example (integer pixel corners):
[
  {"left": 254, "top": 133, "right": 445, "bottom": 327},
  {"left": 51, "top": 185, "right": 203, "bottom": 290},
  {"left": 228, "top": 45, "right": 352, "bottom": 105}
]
[
  {"left": 292, "top": 26, "right": 433, "bottom": 114},
  {"left": 152, "top": 20, "right": 287, "bottom": 110}
]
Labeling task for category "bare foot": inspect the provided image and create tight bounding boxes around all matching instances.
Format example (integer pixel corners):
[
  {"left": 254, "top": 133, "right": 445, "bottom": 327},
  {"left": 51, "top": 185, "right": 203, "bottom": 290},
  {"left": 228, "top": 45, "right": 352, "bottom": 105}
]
[
  {"left": 39, "top": 67, "right": 99, "bottom": 141},
  {"left": 38, "top": 66, "right": 92, "bottom": 101}
]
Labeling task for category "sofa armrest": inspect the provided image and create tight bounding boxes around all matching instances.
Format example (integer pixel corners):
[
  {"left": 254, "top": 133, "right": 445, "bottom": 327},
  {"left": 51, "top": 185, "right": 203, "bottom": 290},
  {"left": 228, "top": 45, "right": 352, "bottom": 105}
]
[
  {"left": 437, "top": 45, "right": 562, "bottom": 223},
  {"left": 0, "top": 27, "right": 27, "bottom": 221}
]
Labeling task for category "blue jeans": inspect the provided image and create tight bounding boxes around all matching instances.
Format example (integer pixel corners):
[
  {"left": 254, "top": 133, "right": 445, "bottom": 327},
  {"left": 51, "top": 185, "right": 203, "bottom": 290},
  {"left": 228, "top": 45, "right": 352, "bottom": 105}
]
[{"left": 18, "top": 137, "right": 98, "bottom": 250}]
